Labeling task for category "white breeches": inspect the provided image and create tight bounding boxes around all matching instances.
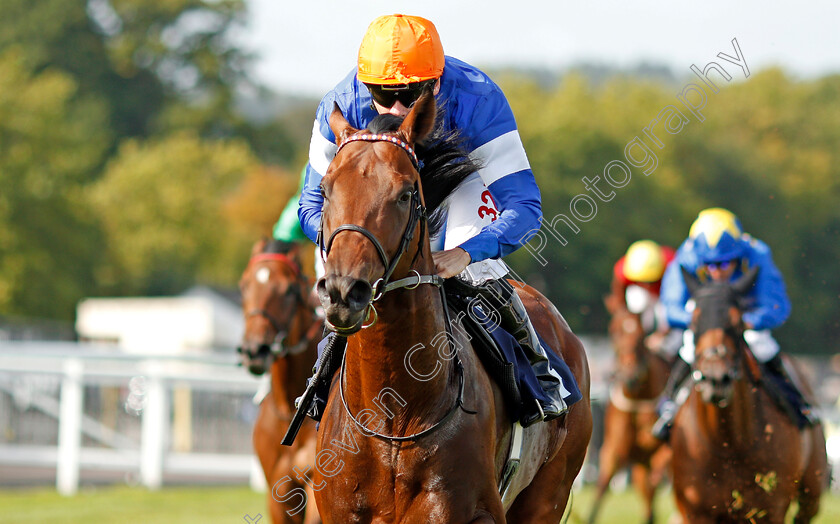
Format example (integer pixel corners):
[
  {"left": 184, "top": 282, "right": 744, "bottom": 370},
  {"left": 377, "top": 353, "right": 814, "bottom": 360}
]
[{"left": 679, "top": 328, "right": 780, "bottom": 364}]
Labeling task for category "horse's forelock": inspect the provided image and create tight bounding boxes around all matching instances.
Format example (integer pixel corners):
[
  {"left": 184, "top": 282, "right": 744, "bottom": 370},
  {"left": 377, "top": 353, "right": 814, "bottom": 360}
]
[
  {"left": 262, "top": 239, "right": 296, "bottom": 255},
  {"left": 694, "top": 283, "right": 740, "bottom": 338}
]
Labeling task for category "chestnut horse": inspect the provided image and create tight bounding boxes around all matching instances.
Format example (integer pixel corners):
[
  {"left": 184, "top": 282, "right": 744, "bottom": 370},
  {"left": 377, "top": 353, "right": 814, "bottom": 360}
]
[
  {"left": 310, "top": 90, "right": 592, "bottom": 523},
  {"left": 588, "top": 298, "right": 671, "bottom": 524},
  {"left": 238, "top": 239, "right": 323, "bottom": 524},
  {"left": 671, "top": 268, "right": 828, "bottom": 523}
]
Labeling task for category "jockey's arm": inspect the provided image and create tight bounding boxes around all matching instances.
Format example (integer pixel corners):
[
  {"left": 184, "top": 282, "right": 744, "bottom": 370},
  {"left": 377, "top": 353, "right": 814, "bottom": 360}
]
[
  {"left": 455, "top": 82, "right": 542, "bottom": 263},
  {"left": 299, "top": 89, "right": 347, "bottom": 244},
  {"left": 741, "top": 244, "right": 791, "bottom": 330},
  {"left": 299, "top": 164, "right": 325, "bottom": 244}
]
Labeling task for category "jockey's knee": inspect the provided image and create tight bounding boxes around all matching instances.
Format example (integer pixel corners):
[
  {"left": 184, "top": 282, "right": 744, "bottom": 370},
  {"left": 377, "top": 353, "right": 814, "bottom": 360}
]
[
  {"left": 743, "top": 329, "right": 779, "bottom": 362},
  {"left": 678, "top": 329, "right": 696, "bottom": 364}
]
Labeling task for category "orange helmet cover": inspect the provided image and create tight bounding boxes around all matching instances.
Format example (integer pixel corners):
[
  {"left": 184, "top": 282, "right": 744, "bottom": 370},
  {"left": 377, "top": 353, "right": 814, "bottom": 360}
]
[{"left": 358, "top": 14, "right": 445, "bottom": 85}]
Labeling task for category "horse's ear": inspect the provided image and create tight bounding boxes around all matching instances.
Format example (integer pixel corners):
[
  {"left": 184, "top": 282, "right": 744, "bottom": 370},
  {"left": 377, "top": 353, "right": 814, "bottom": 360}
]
[
  {"left": 329, "top": 102, "right": 358, "bottom": 145},
  {"left": 681, "top": 265, "right": 702, "bottom": 296},
  {"left": 251, "top": 237, "right": 268, "bottom": 257},
  {"left": 399, "top": 86, "right": 436, "bottom": 145},
  {"left": 732, "top": 265, "right": 759, "bottom": 296},
  {"left": 286, "top": 242, "right": 302, "bottom": 264}
]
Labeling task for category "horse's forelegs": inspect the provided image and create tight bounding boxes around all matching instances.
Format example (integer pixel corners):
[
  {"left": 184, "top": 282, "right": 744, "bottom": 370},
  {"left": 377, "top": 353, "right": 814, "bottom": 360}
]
[
  {"left": 588, "top": 448, "right": 623, "bottom": 524},
  {"left": 794, "top": 427, "right": 829, "bottom": 524},
  {"left": 631, "top": 463, "right": 655, "bottom": 524},
  {"left": 648, "top": 444, "right": 672, "bottom": 489}
]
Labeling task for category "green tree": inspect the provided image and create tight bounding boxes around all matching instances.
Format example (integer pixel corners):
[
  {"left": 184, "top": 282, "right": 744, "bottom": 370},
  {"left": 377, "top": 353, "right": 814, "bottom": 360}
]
[
  {"left": 87, "top": 131, "right": 259, "bottom": 295},
  {"left": 0, "top": 0, "right": 251, "bottom": 142},
  {"left": 0, "top": 49, "right": 109, "bottom": 318}
]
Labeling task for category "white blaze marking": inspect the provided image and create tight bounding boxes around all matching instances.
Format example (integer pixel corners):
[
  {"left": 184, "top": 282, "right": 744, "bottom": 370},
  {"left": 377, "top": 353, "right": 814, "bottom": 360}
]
[{"left": 256, "top": 267, "right": 271, "bottom": 283}]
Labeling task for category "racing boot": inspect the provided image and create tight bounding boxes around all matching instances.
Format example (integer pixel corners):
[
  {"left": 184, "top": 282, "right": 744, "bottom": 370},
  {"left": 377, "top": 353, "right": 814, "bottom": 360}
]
[
  {"left": 762, "top": 353, "right": 819, "bottom": 427},
  {"left": 482, "top": 280, "right": 569, "bottom": 426},
  {"left": 651, "top": 356, "right": 692, "bottom": 441}
]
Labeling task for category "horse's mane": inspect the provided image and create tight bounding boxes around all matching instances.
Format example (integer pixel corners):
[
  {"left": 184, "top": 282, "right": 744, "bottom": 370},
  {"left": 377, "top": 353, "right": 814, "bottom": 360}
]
[
  {"left": 367, "top": 113, "right": 480, "bottom": 237},
  {"left": 261, "top": 239, "right": 297, "bottom": 255}
]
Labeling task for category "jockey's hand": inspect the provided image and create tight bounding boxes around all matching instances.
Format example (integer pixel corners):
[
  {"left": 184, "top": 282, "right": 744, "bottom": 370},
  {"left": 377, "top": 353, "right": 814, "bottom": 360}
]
[{"left": 433, "top": 248, "right": 471, "bottom": 279}]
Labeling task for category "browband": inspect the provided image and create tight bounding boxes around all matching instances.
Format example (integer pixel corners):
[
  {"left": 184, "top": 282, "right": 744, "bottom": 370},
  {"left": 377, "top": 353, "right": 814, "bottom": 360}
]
[{"left": 336, "top": 133, "right": 419, "bottom": 170}]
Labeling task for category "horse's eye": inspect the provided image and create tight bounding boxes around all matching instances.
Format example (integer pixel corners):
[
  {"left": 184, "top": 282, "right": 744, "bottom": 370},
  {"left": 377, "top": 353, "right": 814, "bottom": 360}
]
[
  {"left": 398, "top": 191, "right": 412, "bottom": 204},
  {"left": 319, "top": 185, "right": 326, "bottom": 199}
]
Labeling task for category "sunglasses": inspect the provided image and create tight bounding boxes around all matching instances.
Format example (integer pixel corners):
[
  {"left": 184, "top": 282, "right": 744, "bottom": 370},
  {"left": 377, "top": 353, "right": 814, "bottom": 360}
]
[
  {"left": 365, "top": 80, "right": 436, "bottom": 109},
  {"left": 706, "top": 259, "right": 735, "bottom": 270}
]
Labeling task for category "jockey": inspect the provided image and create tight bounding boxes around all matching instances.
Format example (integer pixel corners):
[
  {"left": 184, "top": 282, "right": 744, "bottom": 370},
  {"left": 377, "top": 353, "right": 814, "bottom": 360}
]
[
  {"left": 297, "top": 14, "right": 568, "bottom": 426},
  {"left": 610, "top": 240, "right": 675, "bottom": 338},
  {"left": 652, "top": 208, "right": 817, "bottom": 440}
]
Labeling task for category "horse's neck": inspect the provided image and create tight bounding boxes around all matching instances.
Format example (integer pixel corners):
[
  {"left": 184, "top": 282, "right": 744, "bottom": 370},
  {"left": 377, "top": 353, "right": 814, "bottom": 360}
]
[
  {"left": 344, "top": 283, "right": 455, "bottom": 430},
  {"left": 270, "top": 306, "right": 319, "bottom": 415}
]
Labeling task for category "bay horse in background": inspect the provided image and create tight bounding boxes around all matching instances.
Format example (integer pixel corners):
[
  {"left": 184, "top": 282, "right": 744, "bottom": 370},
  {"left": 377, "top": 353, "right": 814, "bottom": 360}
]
[
  {"left": 311, "top": 90, "right": 592, "bottom": 523},
  {"left": 588, "top": 295, "right": 671, "bottom": 524},
  {"left": 238, "top": 238, "right": 323, "bottom": 524},
  {"left": 671, "top": 267, "right": 828, "bottom": 523}
]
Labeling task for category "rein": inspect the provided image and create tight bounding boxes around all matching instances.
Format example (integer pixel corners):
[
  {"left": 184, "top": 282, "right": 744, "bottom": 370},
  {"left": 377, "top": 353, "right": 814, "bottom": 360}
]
[{"left": 338, "top": 284, "right": 476, "bottom": 442}]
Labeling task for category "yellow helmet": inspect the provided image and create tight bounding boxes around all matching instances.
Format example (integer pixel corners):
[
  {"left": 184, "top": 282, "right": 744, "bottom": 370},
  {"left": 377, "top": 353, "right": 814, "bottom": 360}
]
[
  {"left": 357, "top": 14, "right": 445, "bottom": 85},
  {"left": 623, "top": 240, "right": 666, "bottom": 283},
  {"left": 689, "top": 208, "right": 745, "bottom": 263}
]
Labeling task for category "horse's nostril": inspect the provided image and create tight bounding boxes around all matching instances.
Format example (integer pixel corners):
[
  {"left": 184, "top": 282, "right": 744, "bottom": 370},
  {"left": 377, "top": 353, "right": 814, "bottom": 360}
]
[{"left": 346, "top": 279, "right": 373, "bottom": 311}]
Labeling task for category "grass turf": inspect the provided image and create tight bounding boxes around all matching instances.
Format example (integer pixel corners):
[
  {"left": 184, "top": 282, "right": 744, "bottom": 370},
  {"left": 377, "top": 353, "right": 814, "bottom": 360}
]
[{"left": 0, "top": 484, "right": 838, "bottom": 523}]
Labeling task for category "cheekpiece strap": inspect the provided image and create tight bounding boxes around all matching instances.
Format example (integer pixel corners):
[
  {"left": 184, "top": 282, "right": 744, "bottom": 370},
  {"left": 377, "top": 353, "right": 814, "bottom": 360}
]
[{"left": 336, "top": 134, "right": 419, "bottom": 170}]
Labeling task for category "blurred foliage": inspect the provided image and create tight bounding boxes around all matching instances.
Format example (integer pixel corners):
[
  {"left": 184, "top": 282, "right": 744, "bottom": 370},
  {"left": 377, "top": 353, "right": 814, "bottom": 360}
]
[
  {"left": 0, "top": 0, "right": 308, "bottom": 321},
  {"left": 0, "top": 49, "right": 109, "bottom": 318},
  {"left": 87, "top": 131, "right": 264, "bottom": 295}
]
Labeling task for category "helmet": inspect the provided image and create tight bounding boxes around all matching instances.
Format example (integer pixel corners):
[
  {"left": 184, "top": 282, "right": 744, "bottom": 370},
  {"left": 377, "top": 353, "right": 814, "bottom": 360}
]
[
  {"left": 689, "top": 207, "right": 745, "bottom": 264},
  {"left": 357, "top": 14, "right": 445, "bottom": 85},
  {"left": 623, "top": 240, "right": 666, "bottom": 283}
]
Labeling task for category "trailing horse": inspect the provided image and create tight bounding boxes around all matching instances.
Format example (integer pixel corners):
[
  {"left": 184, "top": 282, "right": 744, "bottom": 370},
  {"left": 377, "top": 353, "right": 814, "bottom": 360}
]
[
  {"left": 238, "top": 239, "right": 323, "bottom": 524},
  {"left": 670, "top": 267, "right": 828, "bottom": 523},
  {"left": 309, "top": 89, "right": 592, "bottom": 523},
  {"left": 588, "top": 298, "right": 671, "bottom": 524}
]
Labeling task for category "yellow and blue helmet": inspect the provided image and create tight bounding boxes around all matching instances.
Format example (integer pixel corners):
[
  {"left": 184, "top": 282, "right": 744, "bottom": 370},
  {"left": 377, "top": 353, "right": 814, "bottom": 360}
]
[{"left": 689, "top": 208, "right": 745, "bottom": 264}]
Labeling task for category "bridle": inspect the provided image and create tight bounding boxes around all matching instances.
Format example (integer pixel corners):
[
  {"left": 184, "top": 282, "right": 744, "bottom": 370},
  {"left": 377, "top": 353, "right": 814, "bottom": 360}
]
[
  {"left": 319, "top": 132, "right": 475, "bottom": 441},
  {"left": 242, "top": 253, "right": 313, "bottom": 358},
  {"left": 690, "top": 307, "right": 750, "bottom": 405},
  {"left": 318, "top": 133, "right": 442, "bottom": 334}
]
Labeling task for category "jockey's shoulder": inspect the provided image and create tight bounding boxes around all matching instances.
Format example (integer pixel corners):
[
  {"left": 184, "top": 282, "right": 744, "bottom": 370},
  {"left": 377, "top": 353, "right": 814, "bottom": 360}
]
[
  {"left": 440, "top": 56, "right": 500, "bottom": 97},
  {"left": 741, "top": 234, "right": 773, "bottom": 260},
  {"left": 672, "top": 238, "right": 699, "bottom": 270},
  {"left": 326, "top": 69, "right": 363, "bottom": 103}
]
